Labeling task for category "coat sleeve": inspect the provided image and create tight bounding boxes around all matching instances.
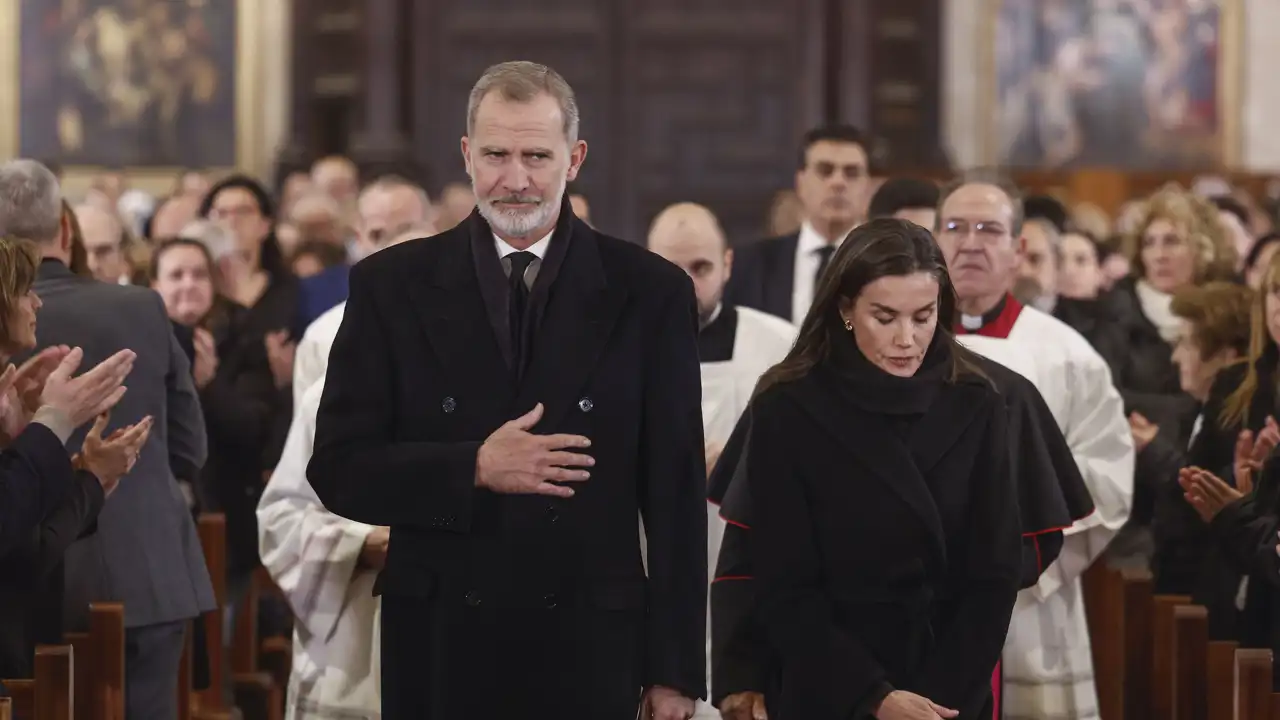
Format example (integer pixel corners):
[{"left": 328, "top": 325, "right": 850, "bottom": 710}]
[
  {"left": 27, "top": 471, "right": 105, "bottom": 579},
  {"left": 1028, "top": 351, "right": 1134, "bottom": 603},
  {"left": 748, "top": 395, "right": 891, "bottom": 717},
  {"left": 164, "top": 302, "right": 209, "bottom": 483},
  {"left": 638, "top": 277, "right": 708, "bottom": 700},
  {"left": 1208, "top": 494, "right": 1280, "bottom": 583},
  {"left": 259, "top": 383, "right": 376, "bottom": 642},
  {"left": 915, "top": 400, "right": 1022, "bottom": 710},
  {"left": 308, "top": 259, "right": 481, "bottom": 530},
  {"left": 0, "top": 423, "right": 77, "bottom": 558}
]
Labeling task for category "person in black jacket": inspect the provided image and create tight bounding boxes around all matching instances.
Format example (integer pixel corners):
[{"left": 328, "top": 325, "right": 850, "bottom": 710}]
[
  {"left": 720, "top": 219, "right": 1021, "bottom": 720},
  {"left": 0, "top": 236, "right": 149, "bottom": 677}
]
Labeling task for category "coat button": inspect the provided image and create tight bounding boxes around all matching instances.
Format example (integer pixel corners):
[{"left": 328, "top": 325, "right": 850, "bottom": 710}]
[
  {"left": 577, "top": 397, "right": 593, "bottom": 412},
  {"left": 442, "top": 396, "right": 457, "bottom": 413},
  {"left": 543, "top": 593, "right": 558, "bottom": 609},
  {"left": 464, "top": 591, "right": 482, "bottom": 607}
]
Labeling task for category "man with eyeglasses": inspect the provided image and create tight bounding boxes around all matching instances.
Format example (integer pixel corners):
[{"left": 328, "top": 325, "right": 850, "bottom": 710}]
[
  {"left": 726, "top": 125, "right": 870, "bottom": 325},
  {"left": 935, "top": 174, "right": 1134, "bottom": 720}
]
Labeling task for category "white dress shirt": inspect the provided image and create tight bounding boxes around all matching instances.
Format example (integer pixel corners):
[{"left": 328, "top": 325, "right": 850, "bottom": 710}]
[
  {"left": 790, "top": 221, "right": 845, "bottom": 325},
  {"left": 494, "top": 231, "right": 552, "bottom": 288}
]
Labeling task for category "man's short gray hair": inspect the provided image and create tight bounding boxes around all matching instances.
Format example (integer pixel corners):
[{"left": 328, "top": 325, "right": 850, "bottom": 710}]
[
  {"left": 179, "top": 219, "right": 237, "bottom": 261},
  {"left": 360, "top": 175, "right": 432, "bottom": 214},
  {"left": 467, "top": 61, "right": 579, "bottom": 144},
  {"left": 0, "top": 159, "right": 64, "bottom": 243}
]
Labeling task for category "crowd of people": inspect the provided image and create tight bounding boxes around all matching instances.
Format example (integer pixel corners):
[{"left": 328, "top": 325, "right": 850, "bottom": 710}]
[{"left": 0, "top": 58, "right": 1278, "bottom": 720}]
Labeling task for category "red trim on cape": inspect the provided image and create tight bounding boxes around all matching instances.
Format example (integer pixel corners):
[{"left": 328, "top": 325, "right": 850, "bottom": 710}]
[
  {"left": 955, "top": 294, "right": 1023, "bottom": 340},
  {"left": 711, "top": 575, "right": 753, "bottom": 584}
]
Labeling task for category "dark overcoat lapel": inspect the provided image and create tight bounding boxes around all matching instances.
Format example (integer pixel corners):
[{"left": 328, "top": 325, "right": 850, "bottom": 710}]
[{"left": 784, "top": 376, "right": 989, "bottom": 569}]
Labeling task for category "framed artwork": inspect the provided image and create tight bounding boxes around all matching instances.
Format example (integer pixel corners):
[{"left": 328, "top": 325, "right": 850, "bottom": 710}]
[
  {"left": 0, "top": 0, "right": 268, "bottom": 189},
  {"left": 983, "top": 0, "right": 1242, "bottom": 170}
]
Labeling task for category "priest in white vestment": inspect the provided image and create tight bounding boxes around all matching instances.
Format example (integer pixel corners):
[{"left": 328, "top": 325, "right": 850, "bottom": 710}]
[
  {"left": 259, "top": 193, "right": 434, "bottom": 720},
  {"left": 648, "top": 203, "right": 797, "bottom": 720},
  {"left": 937, "top": 179, "right": 1134, "bottom": 720}
]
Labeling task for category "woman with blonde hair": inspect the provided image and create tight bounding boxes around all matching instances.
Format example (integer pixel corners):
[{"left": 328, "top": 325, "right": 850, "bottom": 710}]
[{"left": 1106, "top": 184, "right": 1238, "bottom": 564}]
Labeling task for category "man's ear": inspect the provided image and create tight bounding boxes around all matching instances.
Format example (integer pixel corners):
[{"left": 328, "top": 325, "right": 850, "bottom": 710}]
[{"left": 59, "top": 211, "right": 72, "bottom": 253}]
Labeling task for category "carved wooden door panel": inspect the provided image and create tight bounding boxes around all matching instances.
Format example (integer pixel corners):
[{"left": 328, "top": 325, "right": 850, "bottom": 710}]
[
  {"left": 410, "top": 0, "right": 619, "bottom": 225},
  {"left": 616, "top": 0, "right": 827, "bottom": 242},
  {"left": 410, "top": 0, "right": 826, "bottom": 243}
]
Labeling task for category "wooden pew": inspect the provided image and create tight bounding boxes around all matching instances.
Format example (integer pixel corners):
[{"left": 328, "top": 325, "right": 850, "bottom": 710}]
[
  {"left": 1083, "top": 562, "right": 1124, "bottom": 720},
  {"left": 258, "top": 636, "right": 291, "bottom": 702},
  {"left": 1208, "top": 641, "right": 1239, "bottom": 720},
  {"left": 62, "top": 632, "right": 89, "bottom": 717},
  {"left": 1, "top": 681, "right": 32, "bottom": 720},
  {"left": 1120, "top": 567, "right": 1155, "bottom": 719},
  {"left": 195, "top": 513, "right": 228, "bottom": 713},
  {"left": 33, "top": 645, "right": 73, "bottom": 720},
  {"left": 1234, "top": 649, "right": 1272, "bottom": 720},
  {"left": 89, "top": 602, "right": 126, "bottom": 720},
  {"left": 0, "top": 696, "right": 10, "bottom": 720},
  {"left": 230, "top": 569, "right": 265, "bottom": 675},
  {"left": 233, "top": 673, "right": 282, "bottom": 720},
  {"left": 1151, "top": 594, "right": 1192, "bottom": 718},
  {"left": 1171, "top": 605, "right": 1209, "bottom": 720}
]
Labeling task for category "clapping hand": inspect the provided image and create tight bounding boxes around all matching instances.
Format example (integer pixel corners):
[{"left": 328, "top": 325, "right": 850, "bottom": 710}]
[
  {"left": 1234, "top": 417, "right": 1280, "bottom": 491},
  {"left": 41, "top": 347, "right": 135, "bottom": 427},
  {"left": 264, "top": 330, "right": 296, "bottom": 389},
  {"left": 475, "top": 403, "right": 593, "bottom": 498},
  {"left": 1128, "top": 412, "right": 1159, "bottom": 453},
  {"left": 0, "top": 346, "right": 69, "bottom": 444},
  {"left": 1180, "top": 466, "right": 1244, "bottom": 523},
  {"left": 76, "top": 412, "right": 153, "bottom": 497},
  {"left": 192, "top": 328, "right": 218, "bottom": 389}
]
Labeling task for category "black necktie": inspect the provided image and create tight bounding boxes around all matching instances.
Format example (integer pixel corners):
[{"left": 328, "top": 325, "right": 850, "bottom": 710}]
[
  {"left": 507, "top": 251, "right": 537, "bottom": 375},
  {"left": 814, "top": 245, "right": 836, "bottom": 286}
]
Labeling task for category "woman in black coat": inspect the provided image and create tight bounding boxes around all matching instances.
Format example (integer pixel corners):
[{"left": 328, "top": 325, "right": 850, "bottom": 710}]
[{"left": 742, "top": 219, "right": 1022, "bottom": 720}]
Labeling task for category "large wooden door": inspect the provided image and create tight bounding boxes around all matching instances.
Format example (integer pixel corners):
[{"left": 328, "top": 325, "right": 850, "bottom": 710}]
[{"left": 408, "top": 0, "right": 826, "bottom": 242}]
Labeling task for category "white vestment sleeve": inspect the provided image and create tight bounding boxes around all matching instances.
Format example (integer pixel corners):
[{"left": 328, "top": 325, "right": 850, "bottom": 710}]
[
  {"left": 1028, "top": 351, "right": 1134, "bottom": 603},
  {"left": 292, "top": 329, "right": 328, "bottom": 411},
  {"left": 258, "top": 382, "right": 376, "bottom": 641}
]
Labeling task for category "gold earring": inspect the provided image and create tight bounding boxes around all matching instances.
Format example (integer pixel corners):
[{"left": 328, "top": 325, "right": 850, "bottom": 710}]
[{"left": 843, "top": 318, "right": 853, "bottom": 331}]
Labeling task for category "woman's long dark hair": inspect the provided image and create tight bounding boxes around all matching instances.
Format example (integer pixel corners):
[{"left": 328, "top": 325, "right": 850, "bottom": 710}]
[{"left": 754, "top": 218, "right": 987, "bottom": 396}]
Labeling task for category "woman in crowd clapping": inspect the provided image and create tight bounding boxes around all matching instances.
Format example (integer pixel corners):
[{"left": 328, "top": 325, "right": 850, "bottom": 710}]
[{"left": 0, "top": 236, "right": 151, "bottom": 678}]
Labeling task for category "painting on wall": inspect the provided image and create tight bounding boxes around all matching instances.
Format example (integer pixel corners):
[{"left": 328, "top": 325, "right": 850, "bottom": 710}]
[
  {"left": 988, "top": 0, "right": 1241, "bottom": 170},
  {"left": 3, "top": 0, "right": 256, "bottom": 169}
]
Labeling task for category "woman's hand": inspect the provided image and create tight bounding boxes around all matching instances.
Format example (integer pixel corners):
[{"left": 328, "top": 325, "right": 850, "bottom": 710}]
[
  {"left": 39, "top": 347, "right": 135, "bottom": 427},
  {"left": 192, "top": 328, "right": 218, "bottom": 390},
  {"left": 0, "top": 346, "right": 71, "bottom": 443},
  {"left": 1179, "top": 466, "right": 1244, "bottom": 523},
  {"left": 874, "top": 690, "right": 958, "bottom": 720},
  {"left": 1233, "top": 417, "right": 1280, "bottom": 492},
  {"left": 1128, "top": 412, "right": 1159, "bottom": 453},
  {"left": 78, "top": 412, "right": 153, "bottom": 497},
  {"left": 719, "top": 691, "right": 767, "bottom": 720},
  {"left": 264, "top": 330, "right": 295, "bottom": 389}
]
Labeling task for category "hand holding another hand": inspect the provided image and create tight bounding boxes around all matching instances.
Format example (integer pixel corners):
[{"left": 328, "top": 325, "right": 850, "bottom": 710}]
[
  {"left": 874, "top": 690, "right": 958, "bottom": 720},
  {"left": 475, "top": 403, "right": 593, "bottom": 498},
  {"left": 359, "top": 526, "right": 390, "bottom": 570},
  {"left": 641, "top": 686, "right": 696, "bottom": 720},
  {"left": 720, "top": 691, "right": 767, "bottom": 720}
]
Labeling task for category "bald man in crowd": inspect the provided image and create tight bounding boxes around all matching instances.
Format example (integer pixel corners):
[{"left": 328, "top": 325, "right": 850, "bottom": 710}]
[
  {"left": 294, "top": 178, "right": 435, "bottom": 397},
  {"left": 73, "top": 204, "right": 129, "bottom": 284},
  {"left": 647, "top": 202, "right": 796, "bottom": 720}
]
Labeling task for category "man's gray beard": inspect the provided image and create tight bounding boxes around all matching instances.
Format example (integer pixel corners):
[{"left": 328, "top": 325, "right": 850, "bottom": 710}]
[{"left": 475, "top": 174, "right": 567, "bottom": 239}]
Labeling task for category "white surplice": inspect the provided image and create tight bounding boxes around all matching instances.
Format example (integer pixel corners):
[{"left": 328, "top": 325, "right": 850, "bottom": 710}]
[
  {"left": 959, "top": 305, "right": 1134, "bottom": 720},
  {"left": 262, "top": 303, "right": 383, "bottom": 719},
  {"left": 696, "top": 305, "right": 796, "bottom": 719}
]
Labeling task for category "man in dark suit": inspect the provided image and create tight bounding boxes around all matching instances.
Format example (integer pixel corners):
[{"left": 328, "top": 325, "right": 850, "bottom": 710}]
[
  {"left": 0, "top": 159, "right": 216, "bottom": 719},
  {"left": 308, "top": 61, "right": 707, "bottom": 720},
  {"left": 726, "top": 125, "right": 871, "bottom": 325}
]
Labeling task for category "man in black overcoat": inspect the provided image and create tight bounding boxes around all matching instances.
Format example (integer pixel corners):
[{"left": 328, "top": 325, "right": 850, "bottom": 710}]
[{"left": 308, "top": 61, "right": 707, "bottom": 720}]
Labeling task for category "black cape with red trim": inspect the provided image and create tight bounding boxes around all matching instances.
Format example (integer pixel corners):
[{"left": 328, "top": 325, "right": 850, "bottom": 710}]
[{"left": 705, "top": 355, "right": 1095, "bottom": 705}]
